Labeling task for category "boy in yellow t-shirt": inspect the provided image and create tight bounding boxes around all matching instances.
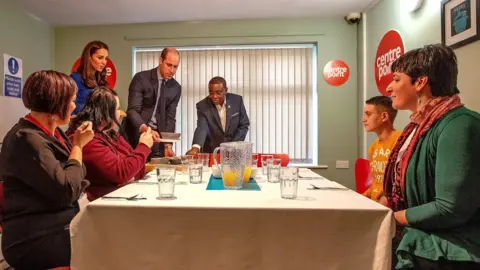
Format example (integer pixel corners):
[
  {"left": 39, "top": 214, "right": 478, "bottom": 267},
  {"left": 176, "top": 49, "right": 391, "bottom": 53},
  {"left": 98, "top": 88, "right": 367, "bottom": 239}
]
[{"left": 361, "top": 96, "right": 401, "bottom": 201}]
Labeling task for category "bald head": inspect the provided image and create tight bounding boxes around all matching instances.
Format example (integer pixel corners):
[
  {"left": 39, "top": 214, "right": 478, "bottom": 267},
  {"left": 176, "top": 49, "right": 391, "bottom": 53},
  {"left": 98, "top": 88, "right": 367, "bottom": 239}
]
[{"left": 160, "top": 48, "right": 180, "bottom": 61}]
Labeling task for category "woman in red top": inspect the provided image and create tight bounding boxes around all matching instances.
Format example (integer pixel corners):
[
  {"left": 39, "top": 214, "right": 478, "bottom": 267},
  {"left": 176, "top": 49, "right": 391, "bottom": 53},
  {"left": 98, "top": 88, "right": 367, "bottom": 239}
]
[{"left": 67, "top": 87, "right": 154, "bottom": 201}]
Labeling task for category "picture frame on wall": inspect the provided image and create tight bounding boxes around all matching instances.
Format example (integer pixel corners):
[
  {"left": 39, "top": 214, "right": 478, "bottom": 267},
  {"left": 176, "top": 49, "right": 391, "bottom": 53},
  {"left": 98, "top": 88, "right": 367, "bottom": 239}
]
[{"left": 441, "top": 0, "right": 480, "bottom": 49}]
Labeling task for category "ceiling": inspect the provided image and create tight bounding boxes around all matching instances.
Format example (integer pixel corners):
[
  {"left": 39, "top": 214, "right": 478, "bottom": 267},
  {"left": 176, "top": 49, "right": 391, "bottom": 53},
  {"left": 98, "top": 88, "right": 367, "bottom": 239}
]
[{"left": 17, "top": 0, "right": 377, "bottom": 26}]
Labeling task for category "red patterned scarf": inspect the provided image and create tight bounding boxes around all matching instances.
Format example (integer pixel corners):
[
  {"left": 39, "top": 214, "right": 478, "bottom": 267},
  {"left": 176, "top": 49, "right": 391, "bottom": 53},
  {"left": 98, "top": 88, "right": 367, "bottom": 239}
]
[{"left": 383, "top": 95, "right": 462, "bottom": 211}]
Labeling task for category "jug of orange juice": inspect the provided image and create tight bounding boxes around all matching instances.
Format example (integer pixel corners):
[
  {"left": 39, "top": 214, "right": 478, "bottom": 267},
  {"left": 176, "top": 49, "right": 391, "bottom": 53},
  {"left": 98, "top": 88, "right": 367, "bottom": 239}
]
[{"left": 213, "top": 141, "right": 252, "bottom": 189}]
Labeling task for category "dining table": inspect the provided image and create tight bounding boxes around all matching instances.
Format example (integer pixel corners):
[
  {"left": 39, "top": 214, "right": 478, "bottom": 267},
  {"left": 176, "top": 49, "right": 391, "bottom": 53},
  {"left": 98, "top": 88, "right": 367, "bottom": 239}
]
[{"left": 70, "top": 167, "right": 394, "bottom": 270}]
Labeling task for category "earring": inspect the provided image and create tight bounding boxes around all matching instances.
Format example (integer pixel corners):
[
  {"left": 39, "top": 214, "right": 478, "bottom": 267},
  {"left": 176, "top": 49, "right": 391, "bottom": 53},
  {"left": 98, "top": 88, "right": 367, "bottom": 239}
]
[
  {"left": 417, "top": 92, "right": 421, "bottom": 105},
  {"left": 48, "top": 115, "right": 58, "bottom": 124}
]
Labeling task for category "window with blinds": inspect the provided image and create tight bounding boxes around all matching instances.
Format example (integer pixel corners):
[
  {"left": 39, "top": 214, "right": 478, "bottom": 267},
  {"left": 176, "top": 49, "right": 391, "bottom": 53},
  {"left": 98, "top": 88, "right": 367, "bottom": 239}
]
[{"left": 133, "top": 44, "right": 317, "bottom": 165}]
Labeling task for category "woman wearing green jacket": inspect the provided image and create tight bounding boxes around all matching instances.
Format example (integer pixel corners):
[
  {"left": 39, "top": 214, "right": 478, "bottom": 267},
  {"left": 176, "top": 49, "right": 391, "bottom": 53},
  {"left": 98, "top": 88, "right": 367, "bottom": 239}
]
[{"left": 380, "top": 44, "right": 480, "bottom": 269}]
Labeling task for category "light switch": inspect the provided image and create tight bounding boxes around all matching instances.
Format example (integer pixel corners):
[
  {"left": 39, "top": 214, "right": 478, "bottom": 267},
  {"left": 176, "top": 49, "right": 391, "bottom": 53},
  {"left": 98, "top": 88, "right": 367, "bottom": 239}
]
[{"left": 336, "top": 160, "right": 349, "bottom": 169}]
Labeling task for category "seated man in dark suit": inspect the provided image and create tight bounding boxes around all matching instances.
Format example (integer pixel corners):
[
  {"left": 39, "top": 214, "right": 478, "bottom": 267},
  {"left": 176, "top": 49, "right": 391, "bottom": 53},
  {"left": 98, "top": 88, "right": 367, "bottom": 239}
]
[
  {"left": 122, "top": 48, "right": 181, "bottom": 158},
  {"left": 186, "top": 77, "right": 250, "bottom": 155}
]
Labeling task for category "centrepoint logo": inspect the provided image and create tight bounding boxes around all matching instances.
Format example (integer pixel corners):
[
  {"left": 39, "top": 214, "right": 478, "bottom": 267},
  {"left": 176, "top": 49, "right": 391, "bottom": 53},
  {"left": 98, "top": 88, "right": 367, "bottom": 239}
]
[
  {"left": 375, "top": 30, "right": 405, "bottom": 96},
  {"left": 323, "top": 60, "right": 350, "bottom": 86}
]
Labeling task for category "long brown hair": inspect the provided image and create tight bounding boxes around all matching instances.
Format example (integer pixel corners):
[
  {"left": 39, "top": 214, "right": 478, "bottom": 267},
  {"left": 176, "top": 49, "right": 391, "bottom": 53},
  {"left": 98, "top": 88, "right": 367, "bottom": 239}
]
[{"left": 75, "top": 40, "right": 109, "bottom": 88}]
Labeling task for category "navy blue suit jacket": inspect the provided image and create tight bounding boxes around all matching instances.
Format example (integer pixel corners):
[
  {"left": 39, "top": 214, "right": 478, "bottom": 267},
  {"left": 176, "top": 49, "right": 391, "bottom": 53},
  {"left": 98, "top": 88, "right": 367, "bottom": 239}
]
[
  {"left": 122, "top": 67, "right": 181, "bottom": 149},
  {"left": 192, "top": 93, "right": 250, "bottom": 153}
]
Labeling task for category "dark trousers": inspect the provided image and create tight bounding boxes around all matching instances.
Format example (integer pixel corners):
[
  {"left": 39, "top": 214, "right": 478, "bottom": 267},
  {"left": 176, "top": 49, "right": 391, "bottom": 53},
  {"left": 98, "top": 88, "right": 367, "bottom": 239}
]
[{"left": 3, "top": 229, "right": 71, "bottom": 270}]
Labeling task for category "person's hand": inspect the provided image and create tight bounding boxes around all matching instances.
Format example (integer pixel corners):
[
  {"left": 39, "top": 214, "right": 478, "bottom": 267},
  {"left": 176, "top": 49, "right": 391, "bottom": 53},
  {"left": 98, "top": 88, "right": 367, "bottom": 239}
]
[
  {"left": 151, "top": 130, "right": 161, "bottom": 142},
  {"left": 140, "top": 124, "right": 148, "bottom": 133},
  {"left": 139, "top": 127, "right": 154, "bottom": 148},
  {"left": 186, "top": 148, "right": 199, "bottom": 156},
  {"left": 379, "top": 196, "right": 389, "bottom": 207},
  {"left": 73, "top": 121, "right": 94, "bottom": 148},
  {"left": 165, "top": 144, "right": 175, "bottom": 157}
]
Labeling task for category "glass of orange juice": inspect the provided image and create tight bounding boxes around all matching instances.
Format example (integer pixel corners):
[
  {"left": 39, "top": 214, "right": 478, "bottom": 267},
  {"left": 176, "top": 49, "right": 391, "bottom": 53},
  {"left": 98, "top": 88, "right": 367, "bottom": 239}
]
[
  {"left": 243, "top": 166, "right": 252, "bottom": 183},
  {"left": 221, "top": 163, "right": 244, "bottom": 189}
]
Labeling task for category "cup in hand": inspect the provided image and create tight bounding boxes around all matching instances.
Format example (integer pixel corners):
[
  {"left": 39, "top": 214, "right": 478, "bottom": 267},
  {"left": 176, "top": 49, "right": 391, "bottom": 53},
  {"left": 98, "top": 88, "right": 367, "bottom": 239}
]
[
  {"left": 267, "top": 158, "right": 281, "bottom": 183},
  {"left": 156, "top": 167, "right": 176, "bottom": 199},
  {"left": 280, "top": 167, "right": 299, "bottom": 199}
]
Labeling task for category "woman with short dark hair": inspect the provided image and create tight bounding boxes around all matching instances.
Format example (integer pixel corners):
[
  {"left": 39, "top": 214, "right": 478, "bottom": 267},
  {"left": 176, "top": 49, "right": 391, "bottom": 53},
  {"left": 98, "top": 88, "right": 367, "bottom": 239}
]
[
  {"left": 380, "top": 44, "right": 480, "bottom": 269},
  {"left": 0, "top": 70, "right": 94, "bottom": 269}
]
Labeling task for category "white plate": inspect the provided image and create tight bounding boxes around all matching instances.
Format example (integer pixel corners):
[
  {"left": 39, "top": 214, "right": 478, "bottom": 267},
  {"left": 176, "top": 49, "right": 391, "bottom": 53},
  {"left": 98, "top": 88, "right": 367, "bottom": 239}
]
[{"left": 158, "top": 138, "right": 181, "bottom": 143}]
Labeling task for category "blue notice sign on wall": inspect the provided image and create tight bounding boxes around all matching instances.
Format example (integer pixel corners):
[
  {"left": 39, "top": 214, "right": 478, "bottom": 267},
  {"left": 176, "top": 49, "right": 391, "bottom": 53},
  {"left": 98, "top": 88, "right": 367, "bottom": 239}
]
[{"left": 3, "top": 54, "right": 23, "bottom": 98}]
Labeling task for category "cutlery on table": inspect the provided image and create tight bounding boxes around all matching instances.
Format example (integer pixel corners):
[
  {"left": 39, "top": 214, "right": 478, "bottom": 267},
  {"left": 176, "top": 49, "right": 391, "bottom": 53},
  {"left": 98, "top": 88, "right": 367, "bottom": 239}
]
[
  {"left": 298, "top": 175, "right": 325, "bottom": 180},
  {"left": 102, "top": 194, "right": 146, "bottom": 200},
  {"left": 307, "top": 184, "right": 349, "bottom": 191}
]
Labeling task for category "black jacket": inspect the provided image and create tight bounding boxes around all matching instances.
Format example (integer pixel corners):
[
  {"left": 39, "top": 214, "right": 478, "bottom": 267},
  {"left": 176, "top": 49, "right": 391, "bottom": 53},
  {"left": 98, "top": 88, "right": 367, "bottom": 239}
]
[{"left": 0, "top": 118, "right": 88, "bottom": 259}]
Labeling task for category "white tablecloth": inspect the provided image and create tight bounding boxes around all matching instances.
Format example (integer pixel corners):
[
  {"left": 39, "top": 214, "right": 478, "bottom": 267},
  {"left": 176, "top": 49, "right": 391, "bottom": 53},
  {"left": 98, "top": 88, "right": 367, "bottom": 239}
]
[{"left": 71, "top": 169, "right": 394, "bottom": 270}]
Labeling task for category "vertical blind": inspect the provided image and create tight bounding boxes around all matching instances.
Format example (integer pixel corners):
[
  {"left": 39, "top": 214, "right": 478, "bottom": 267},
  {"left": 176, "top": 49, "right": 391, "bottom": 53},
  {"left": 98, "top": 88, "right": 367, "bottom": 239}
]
[{"left": 134, "top": 45, "right": 316, "bottom": 164}]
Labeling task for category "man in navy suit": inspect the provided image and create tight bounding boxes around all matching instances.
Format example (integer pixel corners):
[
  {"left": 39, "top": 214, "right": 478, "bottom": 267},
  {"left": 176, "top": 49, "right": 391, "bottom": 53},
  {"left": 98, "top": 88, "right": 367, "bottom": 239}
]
[
  {"left": 186, "top": 77, "right": 250, "bottom": 155},
  {"left": 122, "top": 48, "right": 181, "bottom": 158}
]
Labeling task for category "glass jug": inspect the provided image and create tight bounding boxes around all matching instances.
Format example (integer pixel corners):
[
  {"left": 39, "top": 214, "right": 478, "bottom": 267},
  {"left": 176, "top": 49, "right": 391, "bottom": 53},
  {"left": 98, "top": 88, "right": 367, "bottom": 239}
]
[{"left": 213, "top": 141, "right": 252, "bottom": 189}]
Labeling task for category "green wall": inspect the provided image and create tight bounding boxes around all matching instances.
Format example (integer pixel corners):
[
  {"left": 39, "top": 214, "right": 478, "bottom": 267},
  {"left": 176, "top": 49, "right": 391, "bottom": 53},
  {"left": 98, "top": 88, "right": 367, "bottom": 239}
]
[
  {"left": 0, "top": 0, "right": 54, "bottom": 141},
  {"left": 359, "top": 0, "right": 480, "bottom": 154},
  {"left": 55, "top": 17, "right": 360, "bottom": 187}
]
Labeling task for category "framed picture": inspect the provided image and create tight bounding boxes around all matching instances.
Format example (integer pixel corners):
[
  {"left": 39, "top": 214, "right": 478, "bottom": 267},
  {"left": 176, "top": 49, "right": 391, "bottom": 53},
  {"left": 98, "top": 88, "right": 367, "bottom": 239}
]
[{"left": 441, "top": 0, "right": 480, "bottom": 49}]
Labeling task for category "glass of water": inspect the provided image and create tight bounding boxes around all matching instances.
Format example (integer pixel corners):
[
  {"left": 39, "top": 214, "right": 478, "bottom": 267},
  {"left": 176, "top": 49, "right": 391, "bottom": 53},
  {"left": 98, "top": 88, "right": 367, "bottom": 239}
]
[
  {"left": 267, "top": 158, "right": 282, "bottom": 183},
  {"left": 181, "top": 155, "right": 194, "bottom": 175},
  {"left": 261, "top": 155, "right": 273, "bottom": 175},
  {"left": 280, "top": 167, "right": 299, "bottom": 199},
  {"left": 197, "top": 153, "right": 210, "bottom": 170},
  {"left": 189, "top": 159, "right": 203, "bottom": 184},
  {"left": 156, "top": 166, "right": 176, "bottom": 199},
  {"left": 252, "top": 153, "right": 259, "bottom": 168}
]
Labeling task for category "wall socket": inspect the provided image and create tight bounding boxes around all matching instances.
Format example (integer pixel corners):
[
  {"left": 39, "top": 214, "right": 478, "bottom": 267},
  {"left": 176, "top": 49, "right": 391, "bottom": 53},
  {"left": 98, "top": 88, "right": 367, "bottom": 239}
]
[{"left": 336, "top": 160, "right": 349, "bottom": 169}]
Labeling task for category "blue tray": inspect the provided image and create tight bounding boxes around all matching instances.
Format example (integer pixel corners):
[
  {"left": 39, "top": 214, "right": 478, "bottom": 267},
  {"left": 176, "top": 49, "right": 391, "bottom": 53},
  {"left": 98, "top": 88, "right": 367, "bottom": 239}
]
[{"left": 206, "top": 175, "right": 261, "bottom": 191}]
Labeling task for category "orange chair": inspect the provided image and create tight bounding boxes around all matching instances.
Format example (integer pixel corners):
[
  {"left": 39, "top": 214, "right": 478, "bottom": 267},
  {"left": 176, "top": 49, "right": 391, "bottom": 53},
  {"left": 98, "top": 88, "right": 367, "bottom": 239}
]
[{"left": 355, "top": 158, "right": 372, "bottom": 194}]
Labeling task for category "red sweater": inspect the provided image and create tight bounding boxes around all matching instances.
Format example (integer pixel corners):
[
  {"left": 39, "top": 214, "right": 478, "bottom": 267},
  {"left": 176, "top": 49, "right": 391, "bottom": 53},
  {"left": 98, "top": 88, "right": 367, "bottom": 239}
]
[{"left": 71, "top": 132, "right": 151, "bottom": 201}]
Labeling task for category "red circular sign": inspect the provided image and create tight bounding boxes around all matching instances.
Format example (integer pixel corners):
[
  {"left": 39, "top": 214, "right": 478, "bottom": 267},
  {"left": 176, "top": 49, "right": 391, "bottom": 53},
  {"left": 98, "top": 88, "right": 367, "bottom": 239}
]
[
  {"left": 323, "top": 60, "right": 350, "bottom": 86},
  {"left": 71, "top": 58, "right": 117, "bottom": 89},
  {"left": 375, "top": 30, "right": 405, "bottom": 96}
]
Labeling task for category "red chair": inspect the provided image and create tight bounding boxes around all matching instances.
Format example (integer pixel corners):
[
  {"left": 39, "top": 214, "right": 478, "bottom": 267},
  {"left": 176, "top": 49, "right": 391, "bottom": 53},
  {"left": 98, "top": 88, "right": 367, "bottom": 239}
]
[
  {"left": 355, "top": 158, "right": 372, "bottom": 194},
  {"left": 209, "top": 153, "right": 221, "bottom": 167}
]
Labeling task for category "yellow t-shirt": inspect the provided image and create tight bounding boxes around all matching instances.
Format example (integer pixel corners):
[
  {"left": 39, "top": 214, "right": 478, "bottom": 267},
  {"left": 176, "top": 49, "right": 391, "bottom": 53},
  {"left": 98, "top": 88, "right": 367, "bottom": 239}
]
[{"left": 362, "top": 130, "right": 402, "bottom": 201}]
